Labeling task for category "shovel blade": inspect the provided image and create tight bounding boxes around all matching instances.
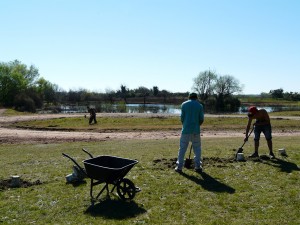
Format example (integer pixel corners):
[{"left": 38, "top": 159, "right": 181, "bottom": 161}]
[
  {"left": 237, "top": 147, "right": 243, "bottom": 154},
  {"left": 184, "top": 159, "right": 192, "bottom": 169}
]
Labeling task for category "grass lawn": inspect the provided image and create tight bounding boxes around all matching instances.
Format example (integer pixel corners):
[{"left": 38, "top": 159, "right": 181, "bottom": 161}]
[
  {"left": 8, "top": 114, "right": 300, "bottom": 133},
  {"left": 0, "top": 137, "right": 299, "bottom": 225}
]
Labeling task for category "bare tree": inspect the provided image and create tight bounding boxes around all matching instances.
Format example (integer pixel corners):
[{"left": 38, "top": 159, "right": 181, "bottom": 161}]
[
  {"left": 214, "top": 75, "right": 243, "bottom": 112},
  {"left": 215, "top": 75, "right": 242, "bottom": 96},
  {"left": 192, "top": 70, "right": 243, "bottom": 112},
  {"left": 192, "top": 70, "right": 217, "bottom": 101}
]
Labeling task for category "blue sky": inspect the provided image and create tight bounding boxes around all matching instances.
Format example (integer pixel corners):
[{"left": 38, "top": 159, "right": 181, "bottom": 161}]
[{"left": 1, "top": 0, "right": 299, "bottom": 94}]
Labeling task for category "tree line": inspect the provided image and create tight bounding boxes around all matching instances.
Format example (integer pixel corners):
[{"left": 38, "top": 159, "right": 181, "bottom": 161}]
[
  {"left": 0, "top": 60, "right": 187, "bottom": 112},
  {"left": 1, "top": 60, "right": 298, "bottom": 113},
  {"left": 268, "top": 88, "right": 300, "bottom": 101}
]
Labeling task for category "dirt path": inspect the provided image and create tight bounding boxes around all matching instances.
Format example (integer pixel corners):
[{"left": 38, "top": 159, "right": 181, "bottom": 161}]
[{"left": 0, "top": 110, "right": 299, "bottom": 144}]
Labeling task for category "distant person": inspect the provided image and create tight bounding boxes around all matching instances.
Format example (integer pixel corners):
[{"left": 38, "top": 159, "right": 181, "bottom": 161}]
[
  {"left": 87, "top": 106, "right": 97, "bottom": 125},
  {"left": 175, "top": 93, "right": 204, "bottom": 173},
  {"left": 244, "top": 106, "right": 275, "bottom": 158}
]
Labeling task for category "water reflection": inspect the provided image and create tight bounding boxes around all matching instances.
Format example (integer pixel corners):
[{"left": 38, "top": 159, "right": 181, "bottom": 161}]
[
  {"left": 48, "top": 104, "right": 300, "bottom": 114},
  {"left": 57, "top": 104, "right": 181, "bottom": 114},
  {"left": 126, "top": 104, "right": 181, "bottom": 114}
]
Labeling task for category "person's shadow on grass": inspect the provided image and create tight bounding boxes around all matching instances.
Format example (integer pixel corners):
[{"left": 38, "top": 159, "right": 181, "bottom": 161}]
[
  {"left": 180, "top": 171, "right": 235, "bottom": 194},
  {"left": 85, "top": 198, "right": 147, "bottom": 219},
  {"left": 259, "top": 157, "right": 300, "bottom": 173}
]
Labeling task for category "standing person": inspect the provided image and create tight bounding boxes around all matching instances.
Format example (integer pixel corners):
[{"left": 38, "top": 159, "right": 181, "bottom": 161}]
[
  {"left": 87, "top": 106, "right": 97, "bottom": 125},
  {"left": 244, "top": 106, "right": 275, "bottom": 158},
  {"left": 175, "top": 93, "right": 204, "bottom": 173}
]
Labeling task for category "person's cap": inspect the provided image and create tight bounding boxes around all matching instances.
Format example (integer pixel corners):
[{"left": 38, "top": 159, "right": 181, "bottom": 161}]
[
  {"left": 248, "top": 106, "right": 258, "bottom": 116},
  {"left": 188, "top": 92, "right": 198, "bottom": 99}
]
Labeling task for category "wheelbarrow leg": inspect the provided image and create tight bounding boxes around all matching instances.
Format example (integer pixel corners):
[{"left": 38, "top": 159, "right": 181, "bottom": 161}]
[
  {"left": 90, "top": 179, "right": 110, "bottom": 202},
  {"left": 90, "top": 179, "right": 95, "bottom": 204},
  {"left": 111, "top": 181, "right": 118, "bottom": 193},
  {"left": 95, "top": 183, "right": 109, "bottom": 200}
]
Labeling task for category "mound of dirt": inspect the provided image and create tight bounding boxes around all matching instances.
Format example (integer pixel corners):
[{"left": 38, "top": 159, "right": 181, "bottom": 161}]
[
  {"left": 153, "top": 156, "right": 238, "bottom": 169},
  {"left": 153, "top": 158, "right": 177, "bottom": 169},
  {"left": 0, "top": 178, "right": 42, "bottom": 190},
  {"left": 152, "top": 154, "right": 280, "bottom": 170}
]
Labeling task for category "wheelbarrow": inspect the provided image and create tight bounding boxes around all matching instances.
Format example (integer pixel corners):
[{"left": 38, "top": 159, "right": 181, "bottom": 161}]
[{"left": 62, "top": 148, "right": 141, "bottom": 203}]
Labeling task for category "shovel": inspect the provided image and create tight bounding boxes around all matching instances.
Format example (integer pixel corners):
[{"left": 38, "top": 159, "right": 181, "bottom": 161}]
[
  {"left": 235, "top": 126, "right": 254, "bottom": 159},
  {"left": 184, "top": 145, "right": 193, "bottom": 169}
]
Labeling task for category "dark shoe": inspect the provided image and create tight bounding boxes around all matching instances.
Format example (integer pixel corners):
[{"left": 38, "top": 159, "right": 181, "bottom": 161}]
[
  {"left": 194, "top": 166, "right": 203, "bottom": 173},
  {"left": 269, "top": 152, "right": 275, "bottom": 159},
  {"left": 175, "top": 167, "right": 182, "bottom": 173},
  {"left": 249, "top": 152, "right": 259, "bottom": 158}
]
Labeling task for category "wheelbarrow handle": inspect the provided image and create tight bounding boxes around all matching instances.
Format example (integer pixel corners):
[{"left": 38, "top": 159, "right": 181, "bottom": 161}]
[
  {"left": 82, "top": 148, "right": 94, "bottom": 158},
  {"left": 62, "top": 153, "right": 87, "bottom": 176}
]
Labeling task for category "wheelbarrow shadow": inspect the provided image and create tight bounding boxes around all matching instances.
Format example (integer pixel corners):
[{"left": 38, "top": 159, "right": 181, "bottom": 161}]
[
  {"left": 180, "top": 172, "right": 235, "bottom": 194},
  {"left": 85, "top": 198, "right": 147, "bottom": 219},
  {"left": 258, "top": 157, "right": 300, "bottom": 173},
  {"left": 66, "top": 180, "right": 87, "bottom": 187}
]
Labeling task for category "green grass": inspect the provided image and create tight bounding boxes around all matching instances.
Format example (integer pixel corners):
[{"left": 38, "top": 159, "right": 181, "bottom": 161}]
[
  {"left": 270, "top": 111, "right": 300, "bottom": 117},
  {"left": 10, "top": 115, "right": 300, "bottom": 132},
  {"left": 2, "top": 108, "right": 35, "bottom": 116},
  {"left": 1, "top": 138, "right": 299, "bottom": 224},
  {"left": 240, "top": 97, "right": 300, "bottom": 106}
]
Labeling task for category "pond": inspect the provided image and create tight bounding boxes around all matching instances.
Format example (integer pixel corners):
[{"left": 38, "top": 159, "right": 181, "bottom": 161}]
[
  {"left": 54, "top": 103, "right": 300, "bottom": 115},
  {"left": 57, "top": 104, "right": 181, "bottom": 114},
  {"left": 125, "top": 104, "right": 181, "bottom": 114}
]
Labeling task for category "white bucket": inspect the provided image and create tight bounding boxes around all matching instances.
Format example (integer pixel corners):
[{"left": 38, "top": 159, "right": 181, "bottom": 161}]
[
  {"left": 65, "top": 174, "right": 74, "bottom": 183},
  {"left": 11, "top": 175, "right": 21, "bottom": 187},
  {"left": 278, "top": 148, "right": 287, "bottom": 156},
  {"left": 236, "top": 153, "right": 245, "bottom": 161}
]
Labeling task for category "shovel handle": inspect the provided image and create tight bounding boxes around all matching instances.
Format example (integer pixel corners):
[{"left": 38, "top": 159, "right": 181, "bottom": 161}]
[
  {"left": 188, "top": 144, "right": 192, "bottom": 159},
  {"left": 241, "top": 126, "right": 255, "bottom": 148}
]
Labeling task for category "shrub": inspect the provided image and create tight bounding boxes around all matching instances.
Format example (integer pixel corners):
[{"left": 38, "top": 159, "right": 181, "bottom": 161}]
[{"left": 14, "top": 93, "right": 36, "bottom": 112}]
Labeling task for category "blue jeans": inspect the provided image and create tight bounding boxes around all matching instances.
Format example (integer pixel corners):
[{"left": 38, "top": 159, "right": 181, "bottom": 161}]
[{"left": 176, "top": 133, "right": 202, "bottom": 169}]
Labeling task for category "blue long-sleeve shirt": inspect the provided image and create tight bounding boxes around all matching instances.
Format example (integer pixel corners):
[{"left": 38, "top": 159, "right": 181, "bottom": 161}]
[{"left": 180, "top": 99, "right": 204, "bottom": 134}]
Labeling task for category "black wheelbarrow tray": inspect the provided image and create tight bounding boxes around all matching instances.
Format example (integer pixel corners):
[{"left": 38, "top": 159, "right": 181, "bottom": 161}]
[{"left": 62, "top": 149, "right": 141, "bottom": 203}]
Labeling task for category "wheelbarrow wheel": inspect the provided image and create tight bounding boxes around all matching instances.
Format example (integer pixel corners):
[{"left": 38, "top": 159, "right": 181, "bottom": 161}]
[{"left": 117, "top": 178, "right": 136, "bottom": 200}]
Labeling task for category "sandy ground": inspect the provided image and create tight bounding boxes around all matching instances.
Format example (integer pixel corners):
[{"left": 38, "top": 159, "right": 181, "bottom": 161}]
[{"left": 0, "top": 109, "right": 299, "bottom": 144}]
